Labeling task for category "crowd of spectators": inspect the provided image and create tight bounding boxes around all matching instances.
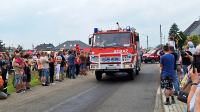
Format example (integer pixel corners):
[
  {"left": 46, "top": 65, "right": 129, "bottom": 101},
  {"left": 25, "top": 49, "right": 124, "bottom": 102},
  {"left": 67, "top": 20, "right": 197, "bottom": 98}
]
[
  {"left": 0, "top": 49, "right": 90, "bottom": 98},
  {"left": 160, "top": 37, "right": 200, "bottom": 111}
]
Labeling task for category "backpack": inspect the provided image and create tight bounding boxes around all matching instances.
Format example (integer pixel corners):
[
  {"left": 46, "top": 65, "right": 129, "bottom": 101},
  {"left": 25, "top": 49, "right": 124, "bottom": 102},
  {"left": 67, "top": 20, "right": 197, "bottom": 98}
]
[{"left": 0, "top": 76, "right": 4, "bottom": 88}]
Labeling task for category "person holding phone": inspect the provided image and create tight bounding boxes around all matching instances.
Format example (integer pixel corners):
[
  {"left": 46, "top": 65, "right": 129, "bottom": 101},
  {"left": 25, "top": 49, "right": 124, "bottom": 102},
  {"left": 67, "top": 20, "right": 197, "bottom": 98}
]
[
  {"left": 187, "top": 44, "right": 200, "bottom": 112},
  {"left": 181, "top": 46, "right": 193, "bottom": 75}
]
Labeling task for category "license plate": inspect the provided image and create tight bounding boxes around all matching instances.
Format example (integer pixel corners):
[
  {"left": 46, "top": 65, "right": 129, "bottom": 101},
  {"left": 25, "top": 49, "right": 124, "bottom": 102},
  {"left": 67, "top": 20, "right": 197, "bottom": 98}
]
[{"left": 106, "top": 66, "right": 116, "bottom": 69}]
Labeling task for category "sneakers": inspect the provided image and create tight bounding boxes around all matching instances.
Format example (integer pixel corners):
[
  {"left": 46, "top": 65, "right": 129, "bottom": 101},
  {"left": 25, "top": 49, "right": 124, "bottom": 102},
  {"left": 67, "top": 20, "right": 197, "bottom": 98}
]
[{"left": 164, "top": 101, "right": 171, "bottom": 105}]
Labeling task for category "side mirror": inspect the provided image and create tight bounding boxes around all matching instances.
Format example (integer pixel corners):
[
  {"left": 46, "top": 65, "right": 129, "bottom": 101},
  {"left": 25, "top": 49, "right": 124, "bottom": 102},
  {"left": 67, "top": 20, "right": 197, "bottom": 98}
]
[
  {"left": 89, "top": 38, "right": 92, "bottom": 46},
  {"left": 136, "top": 35, "right": 139, "bottom": 42}
]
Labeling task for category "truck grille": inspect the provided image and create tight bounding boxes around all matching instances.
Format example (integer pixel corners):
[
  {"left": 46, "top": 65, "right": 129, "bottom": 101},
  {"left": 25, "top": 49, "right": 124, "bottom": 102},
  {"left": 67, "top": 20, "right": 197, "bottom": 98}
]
[{"left": 100, "top": 57, "right": 121, "bottom": 62}]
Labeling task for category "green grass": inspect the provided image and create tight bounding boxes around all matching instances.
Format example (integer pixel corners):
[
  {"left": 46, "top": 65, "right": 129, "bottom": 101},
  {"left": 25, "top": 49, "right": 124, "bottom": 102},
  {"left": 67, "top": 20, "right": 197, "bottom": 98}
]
[{"left": 7, "top": 71, "right": 40, "bottom": 94}]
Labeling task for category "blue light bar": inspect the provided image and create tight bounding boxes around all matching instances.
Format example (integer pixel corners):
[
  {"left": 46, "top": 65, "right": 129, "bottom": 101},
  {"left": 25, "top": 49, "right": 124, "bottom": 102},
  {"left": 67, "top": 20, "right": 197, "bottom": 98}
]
[{"left": 94, "top": 28, "right": 98, "bottom": 33}]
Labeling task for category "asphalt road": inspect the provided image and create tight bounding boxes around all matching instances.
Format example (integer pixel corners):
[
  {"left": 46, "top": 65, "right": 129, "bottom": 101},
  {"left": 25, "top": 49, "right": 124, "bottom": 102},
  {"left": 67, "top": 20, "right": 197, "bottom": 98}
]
[{"left": 0, "top": 64, "right": 160, "bottom": 112}]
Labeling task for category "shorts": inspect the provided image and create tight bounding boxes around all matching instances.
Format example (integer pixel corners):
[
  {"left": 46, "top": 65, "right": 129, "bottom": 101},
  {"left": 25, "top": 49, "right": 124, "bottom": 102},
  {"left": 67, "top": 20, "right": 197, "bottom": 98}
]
[
  {"left": 161, "top": 78, "right": 173, "bottom": 90},
  {"left": 14, "top": 74, "right": 22, "bottom": 88}
]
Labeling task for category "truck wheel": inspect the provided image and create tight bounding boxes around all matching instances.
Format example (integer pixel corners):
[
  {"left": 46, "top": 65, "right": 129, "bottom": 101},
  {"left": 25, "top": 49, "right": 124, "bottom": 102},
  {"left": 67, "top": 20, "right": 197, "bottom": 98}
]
[
  {"left": 144, "top": 60, "right": 148, "bottom": 63},
  {"left": 128, "top": 70, "right": 135, "bottom": 80},
  {"left": 95, "top": 71, "right": 102, "bottom": 81},
  {"left": 135, "top": 68, "right": 139, "bottom": 75}
]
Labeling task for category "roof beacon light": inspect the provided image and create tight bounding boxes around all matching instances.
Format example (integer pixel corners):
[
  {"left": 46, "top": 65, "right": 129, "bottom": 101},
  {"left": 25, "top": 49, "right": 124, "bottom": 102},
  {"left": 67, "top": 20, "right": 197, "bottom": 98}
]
[
  {"left": 126, "top": 26, "right": 131, "bottom": 31},
  {"left": 94, "top": 28, "right": 98, "bottom": 33}
]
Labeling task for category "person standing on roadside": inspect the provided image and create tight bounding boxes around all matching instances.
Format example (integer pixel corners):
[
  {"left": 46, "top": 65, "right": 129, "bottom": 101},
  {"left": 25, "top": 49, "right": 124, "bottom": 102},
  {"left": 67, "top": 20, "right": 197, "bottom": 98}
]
[
  {"left": 49, "top": 52, "right": 55, "bottom": 84},
  {"left": 160, "top": 45, "right": 175, "bottom": 105},
  {"left": 187, "top": 44, "right": 200, "bottom": 112},
  {"left": 13, "top": 51, "right": 25, "bottom": 93},
  {"left": 60, "top": 51, "right": 66, "bottom": 80},
  {"left": 169, "top": 46, "right": 180, "bottom": 96},
  {"left": 181, "top": 46, "right": 193, "bottom": 75},
  {"left": 80, "top": 51, "right": 86, "bottom": 75},
  {"left": 37, "top": 53, "right": 43, "bottom": 83},
  {"left": 24, "top": 55, "right": 31, "bottom": 90},
  {"left": 75, "top": 53, "right": 80, "bottom": 76},
  {"left": 1, "top": 61, "right": 9, "bottom": 95},
  {"left": 0, "top": 73, "right": 7, "bottom": 99},
  {"left": 167, "top": 36, "right": 176, "bottom": 50},
  {"left": 55, "top": 52, "right": 62, "bottom": 81},
  {"left": 40, "top": 52, "right": 49, "bottom": 86},
  {"left": 67, "top": 50, "right": 75, "bottom": 79},
  {"left": 187, "top": 39, "right": 196, "bottom": 54}
]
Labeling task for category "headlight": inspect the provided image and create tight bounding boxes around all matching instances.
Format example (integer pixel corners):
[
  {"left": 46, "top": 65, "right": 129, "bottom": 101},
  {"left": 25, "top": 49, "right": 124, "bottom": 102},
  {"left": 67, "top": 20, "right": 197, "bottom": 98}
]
[
  {"left": 90, "top": 64, "right": 99, "bottom": 69},
  {"left": 123, "top": 54, "right": 132, "bottom": 62},
  {"left": 124, "top": 63, "right": 133, "bottom": 68},
  {"left": 90, "top": 56, "right": 99, "bottom": 62}
]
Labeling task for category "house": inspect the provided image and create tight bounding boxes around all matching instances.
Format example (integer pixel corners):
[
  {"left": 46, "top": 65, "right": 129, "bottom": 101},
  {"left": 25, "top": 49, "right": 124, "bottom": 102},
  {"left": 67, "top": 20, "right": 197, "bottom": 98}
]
[
  {"left": 35, "top": 43, "right": 55, "bottom": 51},
  {"left": 55, "top": 40, "right": 90, "bottom": 50},
  {"left": 184, "top": 19, "right": 200, "bottom": 36}
]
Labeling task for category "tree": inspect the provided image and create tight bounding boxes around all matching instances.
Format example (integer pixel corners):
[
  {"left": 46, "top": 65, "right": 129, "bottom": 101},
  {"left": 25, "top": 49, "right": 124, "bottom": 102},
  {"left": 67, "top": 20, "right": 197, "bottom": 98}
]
[
  {"left": 17, "top": 45, "right": 23, "bottom": 52},
  {"left": 168, "top": 23, "right": 183, "bottom": 49},
  {"left": 169, "top": 23, "right": 180, "bottom": 38},
  {"left": 176, "top": 31, "right": 187, "bottom": 49},
  {"left": 187, "top": 35, "right": 200, "bottom": 47},
  {"left": 0, "top": 40, "right": 6, "bottom": 52}
]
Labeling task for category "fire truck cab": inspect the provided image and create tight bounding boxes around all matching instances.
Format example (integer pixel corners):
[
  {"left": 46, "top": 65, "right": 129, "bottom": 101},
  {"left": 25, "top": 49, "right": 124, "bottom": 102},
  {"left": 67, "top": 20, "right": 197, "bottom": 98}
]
[{"left": 89, "top": 27, "right": 141, "bottom": 81}]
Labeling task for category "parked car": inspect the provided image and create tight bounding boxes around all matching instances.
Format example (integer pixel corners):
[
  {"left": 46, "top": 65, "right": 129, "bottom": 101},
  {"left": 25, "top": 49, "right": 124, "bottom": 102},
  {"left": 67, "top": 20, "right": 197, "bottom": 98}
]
[{"left": 142, "top": 49, "right": 160, "bottom": 63}]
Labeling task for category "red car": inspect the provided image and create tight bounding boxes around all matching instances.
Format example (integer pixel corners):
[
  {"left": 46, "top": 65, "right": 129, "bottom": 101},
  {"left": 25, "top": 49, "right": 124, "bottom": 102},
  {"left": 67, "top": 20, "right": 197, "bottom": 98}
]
[{"left": 142, "top": 49, "right": 160, "bottom": 63}]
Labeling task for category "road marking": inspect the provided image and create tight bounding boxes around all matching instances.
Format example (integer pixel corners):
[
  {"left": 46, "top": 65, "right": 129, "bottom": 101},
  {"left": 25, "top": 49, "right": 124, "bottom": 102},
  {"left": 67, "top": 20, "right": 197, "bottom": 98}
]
[{"left": 44, "top": 85, "right": 98, "bottom": 112}]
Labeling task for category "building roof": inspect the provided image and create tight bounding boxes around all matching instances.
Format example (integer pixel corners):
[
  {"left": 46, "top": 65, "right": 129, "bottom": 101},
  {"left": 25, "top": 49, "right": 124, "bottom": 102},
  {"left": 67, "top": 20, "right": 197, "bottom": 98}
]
[
  {"left": 35, "top": 43, "right": 55, "bottom": 51},
  {"left": 56, "top": 40, "right": 89, "bottom": 50},
  {"left": 184, "top": 20, "right": 200, "bottom": 36}
]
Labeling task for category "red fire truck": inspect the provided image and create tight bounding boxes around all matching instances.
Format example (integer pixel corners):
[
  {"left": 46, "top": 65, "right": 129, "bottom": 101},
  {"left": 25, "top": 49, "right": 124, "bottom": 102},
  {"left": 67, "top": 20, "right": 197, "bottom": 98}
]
[{"left": 89, "top": 26, "right": 141, "bottom": 81}]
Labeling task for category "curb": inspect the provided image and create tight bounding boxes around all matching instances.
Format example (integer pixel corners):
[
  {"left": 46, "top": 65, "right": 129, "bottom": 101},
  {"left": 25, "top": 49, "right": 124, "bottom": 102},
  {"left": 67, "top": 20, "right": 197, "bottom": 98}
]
[
  {"left": 161, "top": 89, "right": 187, "bottom": 112},
  {"left": 154, "top": 86, "right": 164, "bottom": 112}
]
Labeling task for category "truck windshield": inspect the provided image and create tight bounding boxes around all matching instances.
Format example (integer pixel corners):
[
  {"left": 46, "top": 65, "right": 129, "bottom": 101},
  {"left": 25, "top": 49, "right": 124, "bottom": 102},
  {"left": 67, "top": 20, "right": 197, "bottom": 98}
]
[{"left": 93, "top": 33, "right": 130, "bottom": 47}]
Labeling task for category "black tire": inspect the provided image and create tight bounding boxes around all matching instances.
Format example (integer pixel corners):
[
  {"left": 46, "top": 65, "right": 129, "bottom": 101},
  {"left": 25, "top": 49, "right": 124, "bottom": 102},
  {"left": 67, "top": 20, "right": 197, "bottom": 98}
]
[
  {"left": 135, "top": 68, "right": 139, "bottom": 75},
  {"left": 95, "top": 71, "right": 102, "bottom": 81},
  {"left": 144, "top": 60, "right": 148, "bottom": 63},
  {"left": 128, "top": 69, "right": 135, "bottom": 80}
]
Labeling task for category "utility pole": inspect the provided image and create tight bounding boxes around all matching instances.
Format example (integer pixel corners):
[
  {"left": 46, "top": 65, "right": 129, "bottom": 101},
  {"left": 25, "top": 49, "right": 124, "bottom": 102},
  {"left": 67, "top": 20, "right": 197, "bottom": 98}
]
[
  {"left": 147, "top": 36, "right": 148, "bottom": 49},
  {"left": 160, "top": 24, "right": 162, "bottom": 45},
  {"left": 163, "top": 35, "right": 165, "bottom": 44}
]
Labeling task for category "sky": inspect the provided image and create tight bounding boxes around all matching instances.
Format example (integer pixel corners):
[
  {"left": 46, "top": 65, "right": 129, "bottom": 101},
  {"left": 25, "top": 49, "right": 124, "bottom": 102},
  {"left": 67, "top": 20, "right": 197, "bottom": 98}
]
[{"left": 0, "top": 0, "right": 200, "bottom": 49}]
